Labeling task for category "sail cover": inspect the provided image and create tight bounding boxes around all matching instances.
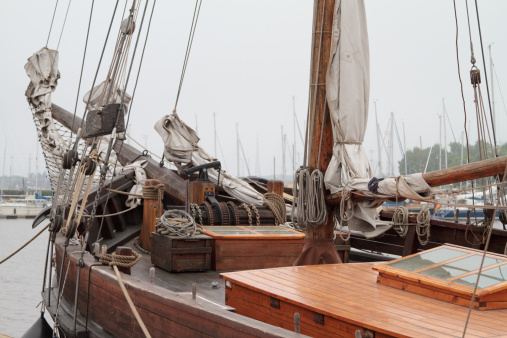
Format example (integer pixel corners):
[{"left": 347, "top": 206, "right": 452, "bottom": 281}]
[{"left": 324, "top": 0, "right": 431, "bottom": 232}]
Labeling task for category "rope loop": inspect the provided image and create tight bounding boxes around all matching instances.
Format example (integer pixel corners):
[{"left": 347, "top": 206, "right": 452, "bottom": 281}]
[
  {"left": 156, "top": 209, "right": 204, "bottom": 237},
  {"left": 99, "top": 251, "right": 142, "bottom": 268},
  {"left": 416, "top": 207, "right": 431, "bottom": 246},
  {"left": 392, "top": 206, "right": 410, "bottom": 238}
]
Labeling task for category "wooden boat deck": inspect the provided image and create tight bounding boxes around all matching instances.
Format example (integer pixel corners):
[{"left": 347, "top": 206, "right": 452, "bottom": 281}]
[{"left": 221, "top": 263, "right": 507, "bottom": 337}]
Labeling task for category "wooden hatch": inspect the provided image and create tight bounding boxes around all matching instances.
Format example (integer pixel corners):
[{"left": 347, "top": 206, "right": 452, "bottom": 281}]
[{"left": 373, "top": 244, "right": 507, "bottom": 310}]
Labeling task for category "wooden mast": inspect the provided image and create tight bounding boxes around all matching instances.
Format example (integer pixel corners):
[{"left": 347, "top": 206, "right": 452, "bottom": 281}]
[{"left": 294, "top": 0, "right": 340, "bottom": 265}]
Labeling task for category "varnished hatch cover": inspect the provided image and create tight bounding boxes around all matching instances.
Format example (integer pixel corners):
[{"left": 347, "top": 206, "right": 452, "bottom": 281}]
[{"left": 373, "top": 244, "right": 507, "bottom": 310}]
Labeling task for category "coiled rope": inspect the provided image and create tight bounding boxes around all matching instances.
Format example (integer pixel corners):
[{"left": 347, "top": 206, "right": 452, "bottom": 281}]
[
  {"left": 142, "top": 183, "right": 164, "bottom": 217},
  {"left": 262, "top": 193, "right": 286, "bottom": 225},
  {"left": 291, "top": 168, "right": 327, "bottom": 231},
  {"left": 392, "top": 206, "right": 410, "bottom": 238},
  {"left": 155, "top": 210, "right": 204, "bottom": 237},
  {"left": 416, "top": 208, "right": 431, "bottom": 246}
]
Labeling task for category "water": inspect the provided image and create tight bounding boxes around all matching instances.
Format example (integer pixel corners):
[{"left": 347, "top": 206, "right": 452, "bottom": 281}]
[{"left": 0, "top": 219, "right": 53, "bottom": 338}]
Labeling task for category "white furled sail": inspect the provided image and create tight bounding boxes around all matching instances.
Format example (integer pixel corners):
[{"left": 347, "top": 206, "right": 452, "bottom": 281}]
[
  {"left": 324, "top": 0, "right": 431, "bottom": 232},
  {"left": 155, "top": 114, "right": 287, "bottom": 209},
  {"left": 25, "top": 47, "right": 67, "bottom": 156}
]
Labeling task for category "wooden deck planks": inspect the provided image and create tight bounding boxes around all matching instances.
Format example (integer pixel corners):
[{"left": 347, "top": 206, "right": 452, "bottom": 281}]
[{"left": 222, "top": 263, "right": 507, "bottom": 337}]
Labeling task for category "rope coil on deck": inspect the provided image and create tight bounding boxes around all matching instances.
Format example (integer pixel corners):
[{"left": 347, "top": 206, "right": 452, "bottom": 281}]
[
  {"left": 156, "top": 209, "right": 204, "bottom": 237},
  {"left": 262, "top": 193, "right": 286, "bottom": 225},
  {"left": 99, "top": 251, "right": 142, "bottom": 268}
]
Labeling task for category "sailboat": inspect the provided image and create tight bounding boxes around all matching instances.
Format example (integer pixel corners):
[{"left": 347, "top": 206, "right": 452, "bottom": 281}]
[{"left": 18, "top": 0, "right": 507, "bottom": 337}]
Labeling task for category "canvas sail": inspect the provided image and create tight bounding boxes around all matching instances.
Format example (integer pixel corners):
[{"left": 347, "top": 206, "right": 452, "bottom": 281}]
[{"left": 324, "top": 0, "right": 431, "bottom": 233}]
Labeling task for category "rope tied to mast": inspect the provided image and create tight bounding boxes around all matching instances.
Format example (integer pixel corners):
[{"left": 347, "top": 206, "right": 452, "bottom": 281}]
[{"left": 263, "top": 193, "right": 286, "bottom": 226}]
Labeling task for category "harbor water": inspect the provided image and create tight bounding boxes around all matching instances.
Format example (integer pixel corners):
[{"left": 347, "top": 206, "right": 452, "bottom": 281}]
[{"left": 0, "top": 219, "right": 53, "bottom": 338}]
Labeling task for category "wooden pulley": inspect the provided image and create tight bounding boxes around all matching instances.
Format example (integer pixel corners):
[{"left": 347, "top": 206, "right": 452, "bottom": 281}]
[
  {"left": 62, "top": 149, "right": 78, "bottom": 169},
  {"left": 66, "top": 220, "right": 78, "bottom": 239},
  {"left": 49, "top": 214, "right": 63, "bottom": 233},
  {"left": 83, "top": 157, "right": 97, "bottom": 176}
]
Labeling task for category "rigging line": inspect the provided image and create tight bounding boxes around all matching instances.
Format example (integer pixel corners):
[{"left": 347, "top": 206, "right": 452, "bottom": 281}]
[
  {"left": 443, "top": 105, "right": 457, "bottom": 144},
  {"left": 77, "top": 0, "right": 120, "bottom": 132},
  {"left": 464, "top": 0, "right": 475, "bottom": 63},
  {"left": 173, "top": 0, "right": 203, "bottom": 113},
  {"left": 493, "top": 67, "right": 507, "bottom": 117},
  {"left": 46, "top": 0, "right": 59, "bottom": 47},
  {"left": 70, "top": 0, "right": 95, "bottom": 147},
  {"left": 474, "top": 0, "right": 497, "bottom": 151},
  {"left": 239, "top": 139, "right": 251, "bottom": 176},
  {"left": 95, "top": 0, "right": 158, "bottom": 245},
  {"left": 453, "top": 0, "right": 471, "bottom": 168},
  {"left": 56, "top": 0, "right": 72, "bottom": 50}
]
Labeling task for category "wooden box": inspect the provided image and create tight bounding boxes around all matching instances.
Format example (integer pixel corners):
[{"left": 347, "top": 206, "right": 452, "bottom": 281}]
[
  {"left": 203, "top": 226, "right": 305, "bottom": 271},
  {"left": 151, "top": 233, "right": 212, "bottom": 272}
]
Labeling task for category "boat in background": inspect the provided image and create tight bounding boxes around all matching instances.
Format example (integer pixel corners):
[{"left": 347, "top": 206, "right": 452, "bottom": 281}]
[{"left": 0, "top": 193, "right": 50, "bottom": 219}]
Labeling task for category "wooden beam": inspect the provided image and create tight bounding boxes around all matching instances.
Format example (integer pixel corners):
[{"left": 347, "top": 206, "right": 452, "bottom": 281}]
[
  {"left": 51, "top": 104, "right": 187, "bottom": 204},
  {"left": 326, "top": 156, "right": 507, "bottom": 205}
]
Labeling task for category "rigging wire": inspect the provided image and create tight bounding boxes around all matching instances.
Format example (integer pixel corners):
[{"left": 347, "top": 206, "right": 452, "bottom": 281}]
[
  {"left": 56, "top": 0, "right": 72, "bottom": 50},
  {"left": 70, "top": 0, "right": 95, "bottom": 146},
  {"left": 173, "top": 0, "right": 203, "bottom": 113},
  {"left": 46, "top": 0, "right": 59, "bottom": 47}
]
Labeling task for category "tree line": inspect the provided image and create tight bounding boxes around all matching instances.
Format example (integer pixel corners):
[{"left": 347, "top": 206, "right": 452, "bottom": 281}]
[{"left": 398, "top": 141, "right": 507, "bottom": 175}]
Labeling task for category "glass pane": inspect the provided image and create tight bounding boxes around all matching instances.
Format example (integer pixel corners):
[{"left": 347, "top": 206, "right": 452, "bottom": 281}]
[
  {"left": 204, "top": 226, "right": 244, "bottom": 231},
  {"left": 245, "top": 226, "right": 285, "bottom": 231},
  {"left": 453, "top": 264, "right": 507, "bottom": 289},
  {"left": 254, "top": 230, "right": 299, "bottom": 235},
  {"left": 387, "top": 248, "right": 467, "bottom": 271},
  {"left": 208, "top": 230, "right": 256, "bottom": 235},
  {"left": 419, "top": 255, "right": 504, "bottom": 279}
]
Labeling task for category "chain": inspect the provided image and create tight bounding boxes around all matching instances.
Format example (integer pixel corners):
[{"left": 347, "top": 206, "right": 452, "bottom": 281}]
[{"left": 242, "top": 203, "right": 252, "bottom": 225}]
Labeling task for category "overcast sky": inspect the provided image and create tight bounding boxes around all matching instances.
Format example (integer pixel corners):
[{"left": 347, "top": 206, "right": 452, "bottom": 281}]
[{"left": 1, "top": 0, "right": 506, "bottom": 182}]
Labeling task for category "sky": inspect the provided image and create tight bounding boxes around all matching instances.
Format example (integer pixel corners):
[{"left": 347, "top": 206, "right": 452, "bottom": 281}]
[{"left": 0, "top": 0, "right": 506, "bottom": 183}]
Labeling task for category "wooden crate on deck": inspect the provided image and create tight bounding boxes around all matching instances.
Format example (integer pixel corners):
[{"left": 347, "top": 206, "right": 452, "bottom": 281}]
[
  {"left": 151, "top": 233, "right": 212, "bottom": 272},
  {"left": 203, "top": 226, "right": 305, "bottom": 271}
]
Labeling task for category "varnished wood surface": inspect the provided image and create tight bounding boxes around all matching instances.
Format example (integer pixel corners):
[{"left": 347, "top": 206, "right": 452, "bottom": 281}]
[{"left": 222, "top": 263, "right": 507, "bottom": 337}]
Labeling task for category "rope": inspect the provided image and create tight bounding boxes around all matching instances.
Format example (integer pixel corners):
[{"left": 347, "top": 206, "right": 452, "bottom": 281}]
[
  {"left": 142, "top": 184, "right": 164, "bottom": 217},
  {"left": 83, "top": 205, "right": 138, "bottom": 218},
  {"left": 46, "top": 0, "right": 59, "bottom": 47},
  {"left": 241, "top": 203, "right": 260, "bottom": 226},
  {"left": 173, "top": 0, "right": 203, "bottom": 112},
  {"left": 156, "top": 210, "right": 204, "bottom": 237},
  {"left": 56, "top": 0, "right": 72, "bottom": 50},
  {"left": 99, "top": 251, "right": 142, "bottom": 268},
  {"left": 0, "top": 224, "right": 49, "bottom": 265},
  {"left": 392, "top": 206, "right": 409, "bottom": 238},
  {"left": 98, "top": 252, "right": 151, "bottom": 338},
  {"left": 263, "top": 193, "right": 286, "bottom": 225},
  {"left": 416, "top": 208, "right": 431, "bottom": 246},
  {"left": 106, "top": 188, "right": 143, "bottom": 198},
  {"left": 291, "top": 168, "right": 328, "bottom": 231}
]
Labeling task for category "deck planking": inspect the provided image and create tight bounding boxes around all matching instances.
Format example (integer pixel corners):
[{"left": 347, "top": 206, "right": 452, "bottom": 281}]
[{"left": 222, "top": 263, "right": 507, "bottom": 337}]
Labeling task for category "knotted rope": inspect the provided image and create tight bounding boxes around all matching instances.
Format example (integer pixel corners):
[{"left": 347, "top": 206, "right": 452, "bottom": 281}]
[
  {"left": 416, "top": 208, "right": 431, "bottom": 246},
  {"left": 143, "top": 183, "right": 164, "bottom": 217},
  {"left": 99, "top": 251, "right": 142, "bottom": 268},
  {"left": 263, "top": 193, "right": 286, "bottom": 225},
  {"left": 392, "top": 206, "right": 410, "bottom": 237},
  {"left": 156, "top": 209, "right": 204, "bottom": 237}
]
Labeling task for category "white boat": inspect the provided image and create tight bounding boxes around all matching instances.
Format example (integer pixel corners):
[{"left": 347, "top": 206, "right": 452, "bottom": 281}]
[{"left": 0, "top": 194, "right": 50, "bottom": 219}]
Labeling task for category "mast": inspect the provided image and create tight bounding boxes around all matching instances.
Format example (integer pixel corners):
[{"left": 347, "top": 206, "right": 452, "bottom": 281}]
[
  {"left": 35, "top": 141, "right": 39, "bottom": 193},
  {"left": 443, "top": 98, "right": 447, "bottom": 169},
  {"left": 213, "top": 112, "right": 217, "bottom": 158},
  {"left": 489, "top": 44, "right": 495, "bottom": 137},
  {"left": 1, "top": 139, "right": 5, "bottom": 195},
  {"left": 375, "top": 101, "right": 382, "bottom": 177},
  {"left": 389, "top": 112, "right": 394, "bottom": 176},
  {"left": 281, "top": 126, "right": 285, "bottom": 183},
  {"left": 305, "top": 0, "right": 336, "bottom": 243},
  {"left": 293, "top": 96, "right": 296, "bottom": 172},
  {"left": 236, "top": 123, "right": 239, "bottom": 176},
  {"left": 439, "top": 114, "right": 442, "bottom": 171},
  {"left": 403, "top": 121, "right": 407, "bottom": 175}
]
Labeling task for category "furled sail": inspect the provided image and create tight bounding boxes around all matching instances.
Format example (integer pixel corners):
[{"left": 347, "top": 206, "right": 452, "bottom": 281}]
[
  {"left": 25, "top": 47, "right": 67, "bottom": 156},
  {"left": 324, "top": 0, "right": 431, "bottom": 232},
  {"left": 155, "top": 114, "right": 288, "bottom": 209}
]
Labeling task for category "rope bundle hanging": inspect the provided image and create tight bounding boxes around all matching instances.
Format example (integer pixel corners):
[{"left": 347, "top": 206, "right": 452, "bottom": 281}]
[
  {"left": 156, "top": 210, "right": 204, "bottom": 237},
  {"left": 392, "top": 206, "right": 410, "bottom": 238},
  {"left": 291, "top": 168, "right": 328, "bottom": 231},
  {"left": 416, "top": 208, "right": 431, "bottom": 246}
]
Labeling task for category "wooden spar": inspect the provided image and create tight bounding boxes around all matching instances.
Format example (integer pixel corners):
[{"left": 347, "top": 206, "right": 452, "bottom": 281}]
[
  {"left": 293, "top": 0, "right": 341, "bottom": 266},
  {"left": 325, "top": 156, "right": 507, "bottom": 205},
  {"left": 51, "top": 104, "right": 187, "bottom": 204},
  {"left": 306, "top": 0, "right": 335, "bottom": 241}
]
